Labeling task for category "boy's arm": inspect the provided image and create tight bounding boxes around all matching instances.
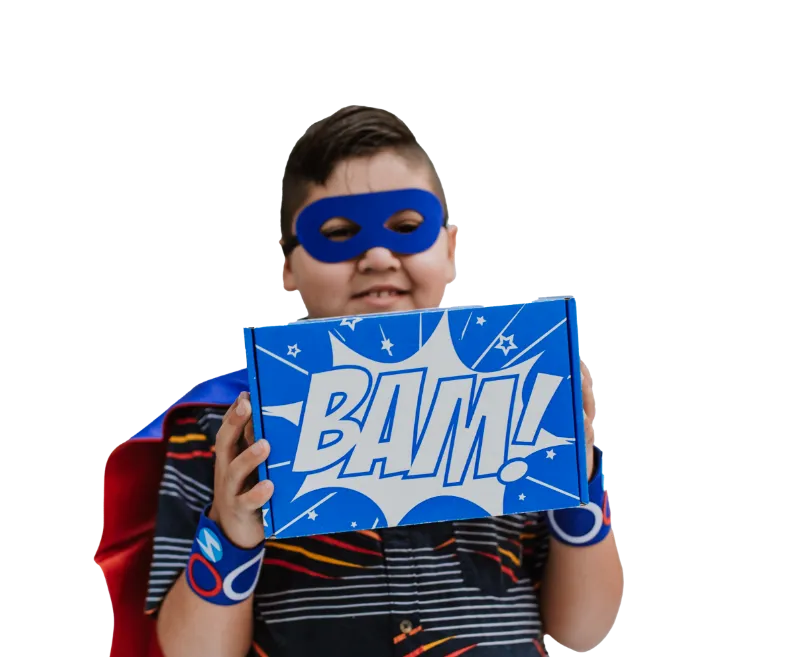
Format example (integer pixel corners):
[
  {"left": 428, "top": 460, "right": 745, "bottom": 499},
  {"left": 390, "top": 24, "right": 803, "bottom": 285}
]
[
  {"left": 156, "top": 572, "right": 254, "bottom": 657},
  {"left": 540, "top": 362, "right": 623, "bottom": 652},
  {"left": 541, "top": 530, "right": 623, "bottom": 652},
  {"left": 151, "top": 394, "right": 273, "bottom": 657}
]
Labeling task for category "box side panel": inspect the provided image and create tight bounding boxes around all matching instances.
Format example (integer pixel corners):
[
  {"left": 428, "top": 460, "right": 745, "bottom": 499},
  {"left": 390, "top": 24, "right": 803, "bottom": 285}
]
[
  {"left": 565, "top": 298, "right": 589, "bottom": 504},
  {"left": 244, "top": 327, "right": 275, "bottom": 537}
]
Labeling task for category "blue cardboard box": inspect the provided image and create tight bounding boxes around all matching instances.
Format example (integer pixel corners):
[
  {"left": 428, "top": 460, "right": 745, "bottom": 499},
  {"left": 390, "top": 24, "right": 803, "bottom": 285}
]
[{"left": 244, "top": 298, "right": 588, "bottom": 540}]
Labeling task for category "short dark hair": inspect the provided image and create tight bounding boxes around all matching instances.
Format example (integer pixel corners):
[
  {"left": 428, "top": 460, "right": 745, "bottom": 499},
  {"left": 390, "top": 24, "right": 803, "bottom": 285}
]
[{"left": 280, "top": 105, "right": 448, "bottom": 243}]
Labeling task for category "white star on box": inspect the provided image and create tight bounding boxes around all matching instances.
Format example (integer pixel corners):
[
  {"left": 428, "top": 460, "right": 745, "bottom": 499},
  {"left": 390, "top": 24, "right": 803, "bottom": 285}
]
[
  {"left": 546, "top": 449, "right": 556, "bottom": 460},
  {"left": 307, "top": 509, "right": 318, "bottom": 521},
  {"left": 287, "top": 344, "right": 301, "bottom": 357},
  {"left": 495, "top": 334, "right": 517, "bottom": 356},
  {"left": 378, "top": 325, "right": 394, "bottom": 355},
  {"left": 518, "top": 493, "right": 526, "bottom": 501},
  {"left": 263, "top": 509, "right": 270, "bottom": 526},
  {"left": 476, "top": 316, "right": 486, "bottom": 326},
  {"left": 340, "top": 317, "right": 362, "bottom": 330},
  {"left": 351, "top": 521, "right": 357, "bottom": 528}
]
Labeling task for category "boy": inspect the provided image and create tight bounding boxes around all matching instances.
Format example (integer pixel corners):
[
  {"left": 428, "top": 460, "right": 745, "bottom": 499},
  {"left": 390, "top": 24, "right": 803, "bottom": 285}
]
[{"left": 96, "top": 106, "right": 623, "bottom": 657}]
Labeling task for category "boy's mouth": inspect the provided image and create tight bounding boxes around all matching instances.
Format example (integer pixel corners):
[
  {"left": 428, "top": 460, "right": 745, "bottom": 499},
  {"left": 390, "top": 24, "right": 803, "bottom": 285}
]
[{"left": 352, "top": 285, "right": 410, "bottom": 300}]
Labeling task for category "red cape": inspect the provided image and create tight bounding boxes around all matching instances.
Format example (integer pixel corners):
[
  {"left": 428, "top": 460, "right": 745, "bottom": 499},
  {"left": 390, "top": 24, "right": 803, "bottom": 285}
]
[{"left": 94, "top": 370, "right": 249, "bottom": 657}]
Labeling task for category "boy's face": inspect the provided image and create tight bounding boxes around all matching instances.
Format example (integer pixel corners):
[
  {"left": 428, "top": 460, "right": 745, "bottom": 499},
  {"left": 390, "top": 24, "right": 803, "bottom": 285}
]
[{"left": 282, "top": 150, "right": 458, "bottom": 319}]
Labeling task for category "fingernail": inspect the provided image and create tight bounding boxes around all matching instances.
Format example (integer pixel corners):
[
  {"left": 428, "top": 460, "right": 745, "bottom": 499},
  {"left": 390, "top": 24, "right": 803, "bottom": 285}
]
[
  {"left": 236, "top": 398, "right": 249, "bottom": 416},
  {"left": 251, "top": 440, "right": 265, "bottom": 453}
]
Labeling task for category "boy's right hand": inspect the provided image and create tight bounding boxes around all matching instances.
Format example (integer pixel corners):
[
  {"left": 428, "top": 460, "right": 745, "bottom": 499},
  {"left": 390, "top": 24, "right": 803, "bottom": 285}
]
[{"left": 208, "top": 391, "right": 274, "bottom": 549}]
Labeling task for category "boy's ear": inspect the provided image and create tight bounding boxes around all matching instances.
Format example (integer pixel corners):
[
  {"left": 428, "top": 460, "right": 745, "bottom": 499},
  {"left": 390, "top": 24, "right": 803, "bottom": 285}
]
[
  {"left": 281, "top": 239, "right": 298, "bottom": 291},
  {"left": 446, "top": 224, "right": 458, "bottom": 284}
]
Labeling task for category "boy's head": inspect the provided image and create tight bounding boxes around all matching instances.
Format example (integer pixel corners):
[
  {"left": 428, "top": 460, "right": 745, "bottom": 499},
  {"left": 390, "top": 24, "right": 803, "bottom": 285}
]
[{"left": 280, "top": 106, "right": 458, "bottom": 319}]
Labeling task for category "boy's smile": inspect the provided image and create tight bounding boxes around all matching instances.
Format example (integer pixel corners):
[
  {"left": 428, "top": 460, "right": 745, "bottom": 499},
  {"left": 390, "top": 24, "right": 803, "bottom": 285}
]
[
  {"left": 351, "top": 283, "right": 410, "bottom": 308},
  {"left": 282, "top": 150, "right": 458, "bottom": 319}
]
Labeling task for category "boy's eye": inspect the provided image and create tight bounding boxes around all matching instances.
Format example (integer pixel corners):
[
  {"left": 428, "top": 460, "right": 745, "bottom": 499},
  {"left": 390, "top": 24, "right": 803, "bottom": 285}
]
[
  {"left": 385, "top": 210, "right": 424, "bottom": 234},
  {"left": 320, "top": 218, "right": 360, "bottom": 242},
  {"left": 393, "top": 222, "right": 420, "bottom": 234}
]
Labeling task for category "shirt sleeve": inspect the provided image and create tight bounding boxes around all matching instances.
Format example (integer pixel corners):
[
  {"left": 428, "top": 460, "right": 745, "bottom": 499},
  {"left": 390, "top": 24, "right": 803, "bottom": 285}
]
[{"left": 144, "top": 405, "right": 220, "bottom": 614}]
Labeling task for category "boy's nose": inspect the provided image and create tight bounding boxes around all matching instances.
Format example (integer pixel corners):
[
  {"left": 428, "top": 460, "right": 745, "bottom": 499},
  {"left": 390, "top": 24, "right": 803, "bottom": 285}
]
[{"left": 357, "top": 246, "right": 401, "bottom": 273}]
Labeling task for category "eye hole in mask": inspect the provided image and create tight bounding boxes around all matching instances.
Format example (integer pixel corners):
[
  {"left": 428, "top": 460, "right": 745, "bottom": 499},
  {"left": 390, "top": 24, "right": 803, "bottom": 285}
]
[{"left": 318, "top": 209, "right": 426, "bottom": 242}]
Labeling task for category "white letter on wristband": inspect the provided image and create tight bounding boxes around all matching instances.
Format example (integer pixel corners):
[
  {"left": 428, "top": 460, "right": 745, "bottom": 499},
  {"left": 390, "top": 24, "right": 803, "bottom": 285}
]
[
  {"left": 547, "top": 503, "right": 603, "bottom": 545},
  {"left": 223, "top": 552, "right": 264, "bottom": 602}
]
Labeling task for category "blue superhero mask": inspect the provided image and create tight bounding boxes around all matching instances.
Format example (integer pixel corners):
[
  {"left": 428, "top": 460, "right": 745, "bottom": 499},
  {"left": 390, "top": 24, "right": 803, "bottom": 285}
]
[{"left": 282, "top": 188, "right": 446, "bottom": 263}]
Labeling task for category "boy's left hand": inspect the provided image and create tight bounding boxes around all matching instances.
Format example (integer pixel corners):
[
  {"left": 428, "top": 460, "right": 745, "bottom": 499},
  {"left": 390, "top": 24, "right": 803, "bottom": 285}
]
[{"left": 581, "top": 360, "right": 596, "bottom": 481}]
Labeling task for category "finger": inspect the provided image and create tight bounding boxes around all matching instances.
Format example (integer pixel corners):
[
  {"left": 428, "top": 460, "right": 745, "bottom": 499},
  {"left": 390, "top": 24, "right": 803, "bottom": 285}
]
[
  {"left": 226, "top": 438, "right": 271, "bottom": 496},
  {"left": 236, "top": 416, "right": 255, "bottom": 458},
  {"left": 580, "top": 360, "right": 593, "bottom": 387},
  {"left": 243, "top": 414, "right": 255, "bottom": 448},
  {"left": 241, "top": 418, "right": 261, "bottom": 490},
  {"left": 215, "top": 392, "right": 251, "bottom": 465},
  {"left": 584, "top": 412, "right": 595, "bottom": 448},
  {"left": 581, "top": 363, "right": 596, "bottom": 422},
  {"left": 238, "top": 478, "right": 275, "bottom": 512}
]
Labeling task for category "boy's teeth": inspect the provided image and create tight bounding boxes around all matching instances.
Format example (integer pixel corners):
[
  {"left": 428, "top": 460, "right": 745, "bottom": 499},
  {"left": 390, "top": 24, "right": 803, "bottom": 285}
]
[{"left": 369, "top": 290, "right": 396, "bottom": 297}]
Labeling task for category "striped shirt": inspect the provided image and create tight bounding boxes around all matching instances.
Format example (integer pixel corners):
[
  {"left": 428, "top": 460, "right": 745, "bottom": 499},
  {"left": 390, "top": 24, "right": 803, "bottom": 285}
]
[{"left": 147, "top": 405, "right": 552, "bottom": 656}]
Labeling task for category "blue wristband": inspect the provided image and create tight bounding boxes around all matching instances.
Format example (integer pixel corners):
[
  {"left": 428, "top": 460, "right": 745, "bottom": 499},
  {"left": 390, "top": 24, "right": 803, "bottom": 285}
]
[
  {"left": 546, "top": 447, "right": 611, "bottom": 546},
  {"left": 185, "top": 506, "right": 265, "bottom": 605}
]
